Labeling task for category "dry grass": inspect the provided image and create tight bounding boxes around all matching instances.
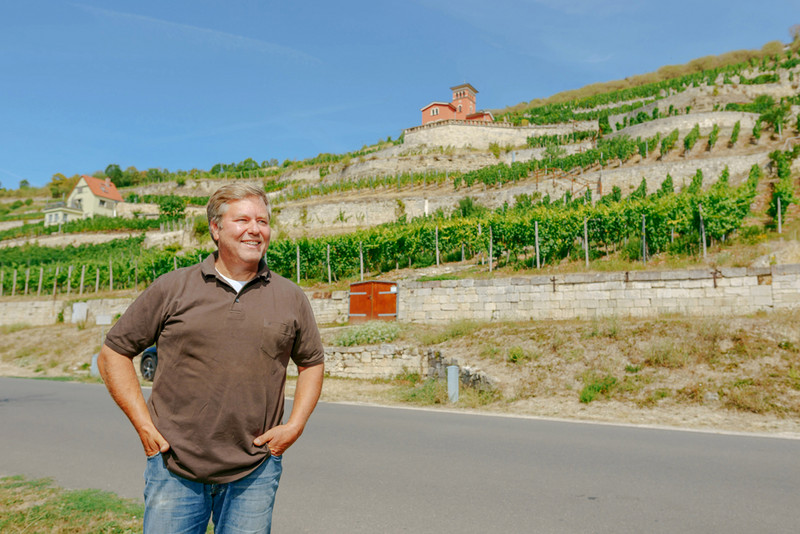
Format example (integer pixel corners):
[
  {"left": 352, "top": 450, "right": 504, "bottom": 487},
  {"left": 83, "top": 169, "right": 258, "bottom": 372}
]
[{"left": 378, "top": 312, "right": 800, "bottom": 433}]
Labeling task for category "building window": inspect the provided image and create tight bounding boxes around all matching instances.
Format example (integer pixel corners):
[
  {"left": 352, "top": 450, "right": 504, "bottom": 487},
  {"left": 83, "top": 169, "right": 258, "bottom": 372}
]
[
  {"left": 431, "top": 108, "right": 439, "bottom": 116},
  {"left": 458, "top": 105, "right": 462, "bottom": 113}
]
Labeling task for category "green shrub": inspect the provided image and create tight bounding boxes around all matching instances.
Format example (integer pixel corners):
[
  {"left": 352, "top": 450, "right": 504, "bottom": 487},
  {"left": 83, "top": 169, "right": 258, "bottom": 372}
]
[
  {"left": 507, "top": 346, "right": 528, "bottom": 363},
  {"left": 729, "top": 120, "right": 741, "bottom": 146},
  {"left": 683, "top": 124, "right": 700, "bottom": 152},
  {"left": 579, "top": 374, "right": 618, "bottom": 403},
  {"left": 334, "top": 321, "right": 401, "bottom": 346}
]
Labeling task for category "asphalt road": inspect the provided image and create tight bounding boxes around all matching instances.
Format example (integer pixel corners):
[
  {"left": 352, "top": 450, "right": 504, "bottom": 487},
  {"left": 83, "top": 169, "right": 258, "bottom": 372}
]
[{"left": 1, "top": 377, "right": 798, "bottom": 533}]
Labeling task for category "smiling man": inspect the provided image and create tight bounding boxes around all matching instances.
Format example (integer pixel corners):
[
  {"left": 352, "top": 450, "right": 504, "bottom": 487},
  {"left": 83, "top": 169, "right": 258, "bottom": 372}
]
[{"left": 98, "top": 183, "right": 324, "bottom": 533}]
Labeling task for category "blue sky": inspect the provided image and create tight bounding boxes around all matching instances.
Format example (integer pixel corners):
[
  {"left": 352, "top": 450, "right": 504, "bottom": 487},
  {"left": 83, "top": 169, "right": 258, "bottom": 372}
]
[{"left": 1, "top": 1, "right": 798, "bottom": 189}]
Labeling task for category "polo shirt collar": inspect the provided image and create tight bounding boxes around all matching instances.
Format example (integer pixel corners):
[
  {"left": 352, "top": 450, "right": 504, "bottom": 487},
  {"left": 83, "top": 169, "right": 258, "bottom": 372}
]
[{"left": 200, "top": 251, "right": 271, "bottom": 284}]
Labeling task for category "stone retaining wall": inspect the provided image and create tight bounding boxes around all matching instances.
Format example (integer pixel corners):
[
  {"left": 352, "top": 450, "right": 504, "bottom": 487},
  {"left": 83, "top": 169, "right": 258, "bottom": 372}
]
[
  {"left": 608, "top": 111, "right": 760, "bottom": 142},
  {"left": 397, "top": 264, "right": 800, "bottom": 323},
  {"left": 5, "top": 264, "right": 799, "bottom": 327},
  {"left": 287, "top": 345, "right": 495, "bottom": 389},
  {"left": 4, "top": 265, "right": 799, "bottom": 383},
  {"left": 0, "top": 289, "right": 347, "bottom": 327},
  {"left": 403, "top": 120, "right": 597, "bottom": 149},
  {"left": 588, "top": 151, "right": 770, "bottom": 196},
  {"left": 291, "top": 344, "right": 428, "bottom": 379}
]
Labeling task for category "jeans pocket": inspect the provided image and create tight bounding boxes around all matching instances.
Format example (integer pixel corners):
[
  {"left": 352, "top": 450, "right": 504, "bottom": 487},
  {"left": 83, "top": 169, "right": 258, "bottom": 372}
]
[{"left": 146, "top": 451, "right": 162, "bottom": 460}]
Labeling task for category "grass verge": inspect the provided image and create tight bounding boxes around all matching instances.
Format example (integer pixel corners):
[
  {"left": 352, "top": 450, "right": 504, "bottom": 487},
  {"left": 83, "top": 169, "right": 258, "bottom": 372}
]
[{"left": 0, "top": 475, "right": 143, "bottom": 533}]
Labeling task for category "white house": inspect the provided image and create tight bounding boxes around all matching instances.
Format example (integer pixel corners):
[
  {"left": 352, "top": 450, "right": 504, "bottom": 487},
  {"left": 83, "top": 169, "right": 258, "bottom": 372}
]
[{"left": 43, "top": 175, "right": 124, "bottom": 227}]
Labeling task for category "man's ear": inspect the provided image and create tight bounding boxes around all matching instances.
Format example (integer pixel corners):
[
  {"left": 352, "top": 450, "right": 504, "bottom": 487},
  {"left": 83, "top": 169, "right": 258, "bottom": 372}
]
[{"left": 209, "top": 220, "right": 220, "bottom": 241}]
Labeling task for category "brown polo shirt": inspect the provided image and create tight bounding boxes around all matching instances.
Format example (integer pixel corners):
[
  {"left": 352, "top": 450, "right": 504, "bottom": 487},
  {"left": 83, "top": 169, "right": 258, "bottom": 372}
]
[{"left": 105, "top": 253, "right": 324, "bottom": 484}]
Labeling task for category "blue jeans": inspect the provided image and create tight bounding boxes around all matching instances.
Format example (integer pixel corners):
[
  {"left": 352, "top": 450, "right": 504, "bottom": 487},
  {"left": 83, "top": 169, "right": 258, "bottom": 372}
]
[{"left": 143, "top": 453, "right": 282, "bottom": 534}]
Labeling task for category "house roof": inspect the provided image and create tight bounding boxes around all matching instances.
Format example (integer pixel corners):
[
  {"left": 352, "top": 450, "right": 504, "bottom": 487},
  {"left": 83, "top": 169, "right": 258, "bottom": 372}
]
[
  {"left": 42, "top": 205, "right": 83, "bottom": 215},
  {"left": 79, "top": 175, "right": 124, "bottom": 202},
  {"left": 466, "top": 110, "right": 494, "bottom": 120},
  {"left": 420, "top": 101, "right": 456, "bottom": 112},
  {"left": 450, "top": 83, "right": 478, "bottom": 94}
]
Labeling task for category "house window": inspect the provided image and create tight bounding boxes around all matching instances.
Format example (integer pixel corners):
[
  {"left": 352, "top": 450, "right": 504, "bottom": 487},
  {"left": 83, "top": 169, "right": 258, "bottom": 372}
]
[
  {"left": 458, "top": 105, "right": 462, "bottom": 113},
  {"left": 431, "top": 108, "right": 439, "bottom": 116}
]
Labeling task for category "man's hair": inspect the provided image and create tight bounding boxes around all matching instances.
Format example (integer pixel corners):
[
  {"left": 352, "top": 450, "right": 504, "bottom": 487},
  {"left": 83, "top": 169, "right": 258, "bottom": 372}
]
[{"left": 206, "top": 183, "right": 271, "bottom": 245}]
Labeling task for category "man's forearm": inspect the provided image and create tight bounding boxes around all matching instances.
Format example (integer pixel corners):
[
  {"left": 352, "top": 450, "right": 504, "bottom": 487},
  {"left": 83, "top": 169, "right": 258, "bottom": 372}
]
[
  {"left": 98, "top": 344, "right": 169, "bottom": 454},
  {"left": 286, "top": 363, "right": 324, "bottom": 433}
]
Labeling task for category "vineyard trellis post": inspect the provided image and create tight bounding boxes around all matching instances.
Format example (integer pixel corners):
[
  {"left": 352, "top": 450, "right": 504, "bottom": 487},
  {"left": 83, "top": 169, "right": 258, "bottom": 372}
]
[
  {"left": 435, "top": 226, "right": 440, "bottom": 267},
  {"left": 489, "top": 227, "right": 494, "bottom": 273},
  {"left": 477, "top": 222, "right": 483, "bottom": 265},
  {"left": 11, "top": 269, "right": 17, "bottom": 297},
  {"left": 24, "top": 268, "right": 30, "bottom": 295},
  {"left": 296, "top": 244, "right": 300, "bottom": 284},
  {"left": 37, "top": 267, "right": 43, "bottom": 296},
  {"left": 698, "top": 204, "right": 707, "bottom": 259},
  {"left": 778, "top": 197, "right": 782, "bottom": 234},
  {"left": 327, "top": 244, "right": 331, "bottom": 284},
  {"left": 135, "top": 261, "right": 139, "bottom": 290},
  {"left": 535, "top": 221, "right": 541, "bottom": 269},
  {"left": 0, "top": 270, "right": 4, "bottom": 297},
  {"left": 80, "top": 265, "right": 86, "bottom": 295},
  {"left": 584, "top": 218, "right": 589, "bottom": 268},
  {"left": 109, "top": 259, "right": 114, "bottom": 291},
  {"left": 642, "top": 215, "right": 647, "bottom": 264},
  {"left": 95, "top": 267, "right": 100, "bottom": 293},
  {"left": 66, "top": 265, "right": 73, "bottom": 295},
  {"left": 359, "top": 242, "right": 364, "bottom": 281},
  {"left": 52, "top": 265, "right": 60, "bottom": 298}
]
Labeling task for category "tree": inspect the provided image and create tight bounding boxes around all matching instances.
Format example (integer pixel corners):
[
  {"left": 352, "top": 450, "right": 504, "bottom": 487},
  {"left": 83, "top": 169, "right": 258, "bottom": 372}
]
[
  {"left": 48, "top": 173, "right": 79, "bottom": 198},
  {"left": 122, "top": 166, "right": 142, "bottom": 187},
  {"left": 238, "top": 158, "right": 259, "bottom": 171},
  {"left": 18, "top": 179, "right": 30, "bottom": 189},
  {"left": 105, "top": 164, "right": 123, "bottom": 185},
  {"left": 146, "top": 168, "right": 166, "bottom": 183}
]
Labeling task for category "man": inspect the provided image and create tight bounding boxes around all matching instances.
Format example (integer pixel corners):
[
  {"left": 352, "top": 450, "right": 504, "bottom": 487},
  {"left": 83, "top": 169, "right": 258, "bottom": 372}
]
[{"left": 98, "top": 183, "right": 324, "bottom": 533}]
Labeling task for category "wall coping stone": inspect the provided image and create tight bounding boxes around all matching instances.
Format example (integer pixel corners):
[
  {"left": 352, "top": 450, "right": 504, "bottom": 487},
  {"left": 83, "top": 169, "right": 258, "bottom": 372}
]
[
  {"left": 774, "top": 264, "right": 800, "bottom": 275},
  {"left": 397, "top": 264, "right": 800, "bottom": 295}
]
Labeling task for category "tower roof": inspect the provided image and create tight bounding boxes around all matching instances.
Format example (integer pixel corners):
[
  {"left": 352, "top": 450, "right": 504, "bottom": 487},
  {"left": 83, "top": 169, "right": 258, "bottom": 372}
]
[{"left": 450, "top": 83, "right": 478, "bottom": 94}]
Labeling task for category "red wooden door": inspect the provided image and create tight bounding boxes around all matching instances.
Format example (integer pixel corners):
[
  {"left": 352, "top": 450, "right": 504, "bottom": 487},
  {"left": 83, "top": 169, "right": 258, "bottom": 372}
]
[{"left": 349, "top": 281, "right": 397, "bottom": 323}]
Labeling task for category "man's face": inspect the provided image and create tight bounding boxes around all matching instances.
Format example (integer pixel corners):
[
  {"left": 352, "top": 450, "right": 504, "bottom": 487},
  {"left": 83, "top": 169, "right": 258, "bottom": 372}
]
[{"left": 210, "top": 196, "right": 271, "bottom": 272}]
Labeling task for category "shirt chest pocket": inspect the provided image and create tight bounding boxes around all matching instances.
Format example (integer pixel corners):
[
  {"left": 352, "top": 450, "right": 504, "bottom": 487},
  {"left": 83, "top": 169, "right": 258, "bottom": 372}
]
[{"left": 261, "top": 321, "right": 295, "bottom": 360}]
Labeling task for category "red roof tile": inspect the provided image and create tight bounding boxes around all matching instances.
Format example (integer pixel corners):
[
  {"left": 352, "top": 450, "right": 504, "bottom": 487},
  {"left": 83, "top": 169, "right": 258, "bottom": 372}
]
[{"left": 79, "top": 175, "right": 124, "bottom": 202}]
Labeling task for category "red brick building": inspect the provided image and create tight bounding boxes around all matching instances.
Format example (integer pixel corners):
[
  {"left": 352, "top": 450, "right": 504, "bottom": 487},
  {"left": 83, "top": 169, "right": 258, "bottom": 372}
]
[{"left": 420, "top": 83, "right": 494, "bottom": 125}]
